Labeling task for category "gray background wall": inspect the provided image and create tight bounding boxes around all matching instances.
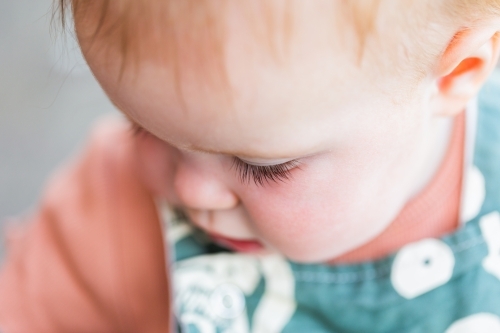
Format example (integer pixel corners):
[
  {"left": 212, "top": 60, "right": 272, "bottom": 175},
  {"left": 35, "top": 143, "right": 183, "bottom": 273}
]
[{"left": 0, "top": 1, "right": 115, "bottom": 259}]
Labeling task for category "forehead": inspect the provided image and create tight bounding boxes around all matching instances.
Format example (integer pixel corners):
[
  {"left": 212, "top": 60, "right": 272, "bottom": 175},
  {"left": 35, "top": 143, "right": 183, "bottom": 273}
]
[{"left": 77, "top": 1, "right": 413, "bottom": 158}]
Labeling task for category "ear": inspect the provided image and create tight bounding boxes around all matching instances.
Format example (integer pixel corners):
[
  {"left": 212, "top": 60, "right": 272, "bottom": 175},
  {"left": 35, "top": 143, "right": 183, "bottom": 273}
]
[{"left": 431, "top": 27, "right": 500, "bottom": 117}]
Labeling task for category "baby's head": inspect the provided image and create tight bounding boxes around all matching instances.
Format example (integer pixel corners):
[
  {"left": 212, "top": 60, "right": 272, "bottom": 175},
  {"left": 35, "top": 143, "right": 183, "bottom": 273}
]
[{"left": 64, "top": 0, "right": 500, "bottom": 262}]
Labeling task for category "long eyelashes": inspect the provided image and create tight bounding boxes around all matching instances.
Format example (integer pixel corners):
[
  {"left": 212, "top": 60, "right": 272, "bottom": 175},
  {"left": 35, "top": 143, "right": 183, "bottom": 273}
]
[{"left": 231, "top": 158, "right": 301, "bottom": 186}]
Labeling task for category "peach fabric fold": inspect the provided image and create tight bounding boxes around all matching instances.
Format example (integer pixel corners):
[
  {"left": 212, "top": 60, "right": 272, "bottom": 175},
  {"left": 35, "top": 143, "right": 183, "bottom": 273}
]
[{"left": 0, "top": 117, "right": 170, "bottom": 332}]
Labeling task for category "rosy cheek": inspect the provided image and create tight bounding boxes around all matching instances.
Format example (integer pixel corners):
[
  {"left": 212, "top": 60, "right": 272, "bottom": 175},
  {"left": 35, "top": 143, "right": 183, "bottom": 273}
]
[
  {"left": 135, "top": 134, "right": 177, "bottom": 200},
  {"left": 238, "top": 175, "right": 323, "bottom": 240},
  {"left": 235, "top": 162, "right": 365, "bottom": 260}
]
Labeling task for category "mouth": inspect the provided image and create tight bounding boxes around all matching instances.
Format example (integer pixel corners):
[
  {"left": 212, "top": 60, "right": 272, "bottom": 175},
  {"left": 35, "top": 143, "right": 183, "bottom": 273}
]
[{"left": 209, "top": 234, "right": 264, "bottom": 253}]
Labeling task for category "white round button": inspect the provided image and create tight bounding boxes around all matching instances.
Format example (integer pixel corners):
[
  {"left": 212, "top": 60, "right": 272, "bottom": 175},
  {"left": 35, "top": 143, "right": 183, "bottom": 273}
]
[
  {"left": 445, "top": 313, "right": 500, "bottom": 333},
  {"left": 391, "top": 238, "right": 455, "bottom": 299},
  {"left": 461, "top": 166, "right": 486, "bottom": 223},
  {"left": 479, "top": 211, "right": 500, "bottom": 280},
  {"left": 210, "top": 283, "right": 246, "bottom": 319}
]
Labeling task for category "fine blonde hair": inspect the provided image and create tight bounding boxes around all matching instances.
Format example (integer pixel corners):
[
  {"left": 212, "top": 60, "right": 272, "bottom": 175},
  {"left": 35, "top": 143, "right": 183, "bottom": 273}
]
[{"left": 55, "top": 0, "right": 500, "bottom": 88}]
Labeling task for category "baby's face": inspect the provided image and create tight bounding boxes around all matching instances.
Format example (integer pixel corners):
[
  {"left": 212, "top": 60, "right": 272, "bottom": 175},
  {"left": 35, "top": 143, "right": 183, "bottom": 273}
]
[{"left": 79, "top": 2, "right": 442, "bottom": 262}]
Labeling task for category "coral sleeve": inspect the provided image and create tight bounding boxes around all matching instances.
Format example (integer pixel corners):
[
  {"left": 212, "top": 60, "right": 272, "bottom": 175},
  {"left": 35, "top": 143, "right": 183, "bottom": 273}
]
[{"left": 0, "top": 117, "right": 171, "bottom": 332}]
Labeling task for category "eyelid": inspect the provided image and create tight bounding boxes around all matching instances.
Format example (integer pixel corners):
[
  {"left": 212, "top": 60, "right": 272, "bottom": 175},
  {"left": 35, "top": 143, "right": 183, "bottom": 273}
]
[{"left": 236, "top": 157, "right": 298, "bottom": 167}]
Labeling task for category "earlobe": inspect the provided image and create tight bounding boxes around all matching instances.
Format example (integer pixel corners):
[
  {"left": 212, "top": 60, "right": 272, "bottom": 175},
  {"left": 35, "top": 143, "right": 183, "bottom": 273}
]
[{"left": 432, "top": 29, "right": 500, "bottom": 117}]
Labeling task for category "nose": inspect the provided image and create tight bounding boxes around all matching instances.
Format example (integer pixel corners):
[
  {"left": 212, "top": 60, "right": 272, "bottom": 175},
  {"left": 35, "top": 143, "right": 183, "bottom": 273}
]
[{"left": 173, "top": 155, "right": 239, "bottom": 211}]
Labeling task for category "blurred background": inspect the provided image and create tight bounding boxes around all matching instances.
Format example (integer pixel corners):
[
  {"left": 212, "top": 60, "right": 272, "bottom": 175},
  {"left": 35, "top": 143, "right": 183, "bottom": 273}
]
[{"left": 0, "top": 1, "right": 116, "bottom": 259}]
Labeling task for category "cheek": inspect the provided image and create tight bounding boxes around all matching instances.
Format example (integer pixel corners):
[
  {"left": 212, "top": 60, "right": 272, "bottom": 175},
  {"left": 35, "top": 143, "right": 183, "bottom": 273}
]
[
  {"left": 135, "top": 134, "right": 177, "bottom": 200},
  {"left": 237, "top": 160, "right": 372, "bottom": 260},
  {"left": 234, "top": 145, "right": 411, "bottom": 262}
]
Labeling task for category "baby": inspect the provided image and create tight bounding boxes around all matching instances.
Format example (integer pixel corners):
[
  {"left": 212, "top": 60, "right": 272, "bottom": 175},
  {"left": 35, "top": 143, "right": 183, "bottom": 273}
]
[{"left": 1, "top": 0, "right": 500, "bottom": 332}]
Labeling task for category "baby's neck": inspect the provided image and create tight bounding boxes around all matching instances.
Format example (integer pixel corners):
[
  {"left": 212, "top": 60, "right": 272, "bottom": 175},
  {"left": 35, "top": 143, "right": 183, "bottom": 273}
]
[{"left": 410, "top": 116, "right": 455, "bottom": 199}]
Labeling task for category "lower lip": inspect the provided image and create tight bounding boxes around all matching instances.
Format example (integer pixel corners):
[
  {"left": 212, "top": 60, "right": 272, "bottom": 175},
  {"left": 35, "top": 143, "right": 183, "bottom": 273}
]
[{"left": 210, "top": 235, "right": 264, "bottom": 253}]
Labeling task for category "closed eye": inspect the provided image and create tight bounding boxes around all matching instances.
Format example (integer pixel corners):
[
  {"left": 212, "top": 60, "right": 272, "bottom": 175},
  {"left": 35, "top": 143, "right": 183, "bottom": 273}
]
[
  {"left": 231, "top": 157, "right": 301, "bottom": 186},
  {"left": 130, "top": 120, "right": 302, "bottom": 185}
]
